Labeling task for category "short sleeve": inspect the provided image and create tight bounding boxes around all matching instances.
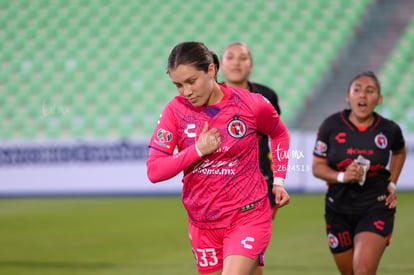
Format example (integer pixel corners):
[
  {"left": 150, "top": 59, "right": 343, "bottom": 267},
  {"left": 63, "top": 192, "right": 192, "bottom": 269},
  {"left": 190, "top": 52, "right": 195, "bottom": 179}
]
[
  {"left": 391, "top": 122, "right": 405, "bottom": 151},
  {"left": 313, "top": 119, "right": 330, "bottom": 159},
  {"left": 254, "top": 93, "right": 281, "bottom": 135},
  {"left": 148, "top": 102, "right": 178, "bottom": 155}
]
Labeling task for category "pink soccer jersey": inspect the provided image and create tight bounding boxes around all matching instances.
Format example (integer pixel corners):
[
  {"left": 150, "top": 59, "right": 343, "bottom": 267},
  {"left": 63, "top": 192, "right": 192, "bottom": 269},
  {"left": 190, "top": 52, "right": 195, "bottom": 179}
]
[{"left": 147, "top": 84, "right": 289, "bottom": 229}]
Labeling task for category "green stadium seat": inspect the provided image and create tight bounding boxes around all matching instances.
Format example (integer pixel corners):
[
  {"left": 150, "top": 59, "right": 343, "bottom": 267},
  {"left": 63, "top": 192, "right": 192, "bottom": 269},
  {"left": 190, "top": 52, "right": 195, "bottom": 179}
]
[
  {"left": 0, "top": 0, "right": 381, "bottom": 141},
  {"left": 377, "top": 16, "right": 414, "bottom": 128}
]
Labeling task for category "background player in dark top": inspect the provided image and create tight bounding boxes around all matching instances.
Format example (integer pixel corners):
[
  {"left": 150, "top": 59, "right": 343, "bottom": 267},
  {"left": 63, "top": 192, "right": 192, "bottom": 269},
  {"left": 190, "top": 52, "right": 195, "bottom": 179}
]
[
  {"left": 312, "top": 71, "right": 406, "bottom": 275},
  {"left": 221, "top": 42, "right": 281, "bottom": 219}
]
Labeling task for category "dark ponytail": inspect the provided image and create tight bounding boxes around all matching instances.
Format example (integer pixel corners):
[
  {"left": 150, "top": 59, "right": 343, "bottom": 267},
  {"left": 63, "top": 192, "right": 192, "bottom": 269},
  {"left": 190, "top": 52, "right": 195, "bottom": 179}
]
[{"left": 167, "top": 41, "right": 219, "bottom": 81}]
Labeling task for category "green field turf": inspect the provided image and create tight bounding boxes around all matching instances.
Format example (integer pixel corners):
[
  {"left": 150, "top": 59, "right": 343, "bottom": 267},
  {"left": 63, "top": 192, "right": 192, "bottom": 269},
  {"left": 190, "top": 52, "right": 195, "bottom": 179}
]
[{"left": 0, "top": 193, "right": 413, "bottom": 275}]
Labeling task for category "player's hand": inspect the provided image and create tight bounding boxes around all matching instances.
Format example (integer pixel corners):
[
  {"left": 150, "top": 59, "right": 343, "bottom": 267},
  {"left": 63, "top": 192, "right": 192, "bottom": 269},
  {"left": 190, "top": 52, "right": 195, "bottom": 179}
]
[
  {"left": 344, "top": 161, "right": 363, "bottom": 183},
  {"left": 196, "top": 121, "right": 221, "bottom": 156},
  {"left": 272, "top": 185, "right": 290, "bottom": 208},
  {"left": 385, "top": 183, "right": 397, "bottom": 209}
]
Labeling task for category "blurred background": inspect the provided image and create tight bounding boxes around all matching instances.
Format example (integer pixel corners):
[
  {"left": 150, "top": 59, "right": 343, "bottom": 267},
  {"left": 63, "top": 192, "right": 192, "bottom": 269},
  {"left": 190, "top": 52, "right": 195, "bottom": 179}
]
[
  {"left": 1, "top": 1, "right": 414, "bottom": 274},
  {"left": 1, "top": 0, "right": 414, "bottom": 193}
]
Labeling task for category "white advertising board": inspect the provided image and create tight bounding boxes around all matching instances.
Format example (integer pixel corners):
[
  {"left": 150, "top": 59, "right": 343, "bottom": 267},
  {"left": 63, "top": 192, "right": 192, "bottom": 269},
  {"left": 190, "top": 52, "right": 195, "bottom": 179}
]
[{"left": 0, "top": 132, "right": 413, "bottom": 196}]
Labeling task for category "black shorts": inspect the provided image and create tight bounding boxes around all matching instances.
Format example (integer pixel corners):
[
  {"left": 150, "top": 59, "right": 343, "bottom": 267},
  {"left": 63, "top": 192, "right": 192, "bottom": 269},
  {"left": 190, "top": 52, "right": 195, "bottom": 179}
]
[{"left": 325, "top": 207, "right": 395, "bottom": 254}]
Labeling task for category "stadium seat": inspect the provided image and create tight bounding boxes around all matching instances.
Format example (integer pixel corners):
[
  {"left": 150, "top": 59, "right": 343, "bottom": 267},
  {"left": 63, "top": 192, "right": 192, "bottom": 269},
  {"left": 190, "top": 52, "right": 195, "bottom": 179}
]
[
  {"left": 377, "top": 16, "right": 414, "bottom": 129},
  {"left": 0, "top": 0, "right": 380, "bottom": 141}
]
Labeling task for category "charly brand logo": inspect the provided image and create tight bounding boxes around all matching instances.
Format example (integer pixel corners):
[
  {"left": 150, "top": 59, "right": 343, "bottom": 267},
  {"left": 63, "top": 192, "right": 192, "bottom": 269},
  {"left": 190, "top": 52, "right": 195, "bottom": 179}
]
[
  {"left": 241, "top": 237, "right": 255, "bottom": 250},
  {"left": 184, "top": 124, "right": 196, "bottom": 138}
]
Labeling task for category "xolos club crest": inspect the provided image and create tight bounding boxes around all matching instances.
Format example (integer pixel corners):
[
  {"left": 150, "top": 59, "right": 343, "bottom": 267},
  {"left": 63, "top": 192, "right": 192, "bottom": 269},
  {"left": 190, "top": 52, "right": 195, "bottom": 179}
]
[
  {"left": 227, "top": 115, "right": 246, "bottom": 138},
  {"left": 374, "top": 132, "right": 388, "bottom": 149}
]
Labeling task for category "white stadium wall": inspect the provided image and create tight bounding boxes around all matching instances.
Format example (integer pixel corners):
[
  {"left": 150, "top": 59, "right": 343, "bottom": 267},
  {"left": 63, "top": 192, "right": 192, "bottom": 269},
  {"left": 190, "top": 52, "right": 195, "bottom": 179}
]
[{"left": 0, "top": 131, "right": 413, "bottom": 196}]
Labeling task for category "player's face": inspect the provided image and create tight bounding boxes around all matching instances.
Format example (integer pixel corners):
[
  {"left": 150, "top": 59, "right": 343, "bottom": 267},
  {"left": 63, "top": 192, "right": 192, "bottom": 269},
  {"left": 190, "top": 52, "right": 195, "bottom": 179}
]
[
  {"left": 169, "top": 64, "right": 217, "bottom": 107},
  {"left": 346, "top": 75, "right": 383, "bottom": 121},
  {"left": 220, "top": 44, "right": 253, "bottom": 84}
]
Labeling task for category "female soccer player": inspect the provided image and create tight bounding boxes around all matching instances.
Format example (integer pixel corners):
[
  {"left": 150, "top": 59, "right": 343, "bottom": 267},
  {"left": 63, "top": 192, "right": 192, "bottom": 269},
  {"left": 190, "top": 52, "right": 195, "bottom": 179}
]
[
  {"left": 312, "top": 71, "right": 406, "bottom": 275},
  {"left": 147, "top": 41, "right": 290, "bottom": 275},
  {"left": 221, "top": 41, "right": 281, "bottom": 219}
]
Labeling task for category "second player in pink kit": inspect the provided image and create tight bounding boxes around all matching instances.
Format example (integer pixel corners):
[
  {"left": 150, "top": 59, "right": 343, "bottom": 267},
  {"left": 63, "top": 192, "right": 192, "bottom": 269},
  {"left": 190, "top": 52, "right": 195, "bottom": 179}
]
[{"left": 147, "top": 41, "right": 290, "bottom": 275}]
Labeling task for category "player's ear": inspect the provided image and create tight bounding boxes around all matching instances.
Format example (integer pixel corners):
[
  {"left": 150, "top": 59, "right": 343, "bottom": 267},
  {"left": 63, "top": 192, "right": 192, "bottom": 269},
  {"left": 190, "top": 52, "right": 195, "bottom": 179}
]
[
  {"left": 208, "top": 64, "right": 216, "bottom": 78},
  {"left": 345, "top": 92, "right": 350, "bottom": 103},
  {"left": 248, "top": 63, "right": 253, "bottom": 74},
  {"left": 377, "top": 94, "right": 383, "bottom": 105}
]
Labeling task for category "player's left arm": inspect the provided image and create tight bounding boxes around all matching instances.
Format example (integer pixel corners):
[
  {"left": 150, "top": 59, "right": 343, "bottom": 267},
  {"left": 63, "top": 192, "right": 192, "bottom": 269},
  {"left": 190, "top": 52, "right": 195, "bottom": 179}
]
[
  {"left": 389, "top": 146, "right": 406, "bottom": 184},
  {"left": 385, "top": 146, "right": 406, "bottom": 208},
  {"left": 255, "top": 94, "right": 290, "bottom": 207}
]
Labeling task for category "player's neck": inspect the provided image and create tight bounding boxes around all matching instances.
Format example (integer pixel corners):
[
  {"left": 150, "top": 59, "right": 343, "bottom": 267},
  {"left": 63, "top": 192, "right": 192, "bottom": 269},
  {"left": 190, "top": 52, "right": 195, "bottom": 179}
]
[
  {"left": 207, "top": 83, "right": 224, "bottom": 106},
  {"left": 348, "top": 112, "right": 375, "bottom": 127}
]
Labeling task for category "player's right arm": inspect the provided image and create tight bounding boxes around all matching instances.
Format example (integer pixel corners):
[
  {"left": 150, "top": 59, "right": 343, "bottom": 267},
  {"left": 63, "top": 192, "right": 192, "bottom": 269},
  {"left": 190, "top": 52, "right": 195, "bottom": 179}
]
[
  {"left": 312, "top": 121, "right": 362, "bottom": 184},
  {"left": 147, "top": 146, "right": 200, "bottom": 183},
  {"left": 312, "top": 157, "right": 360, "bottom": 183},
  {"left": 147, "top": 105, "right": 220, "bottom": 183}
]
